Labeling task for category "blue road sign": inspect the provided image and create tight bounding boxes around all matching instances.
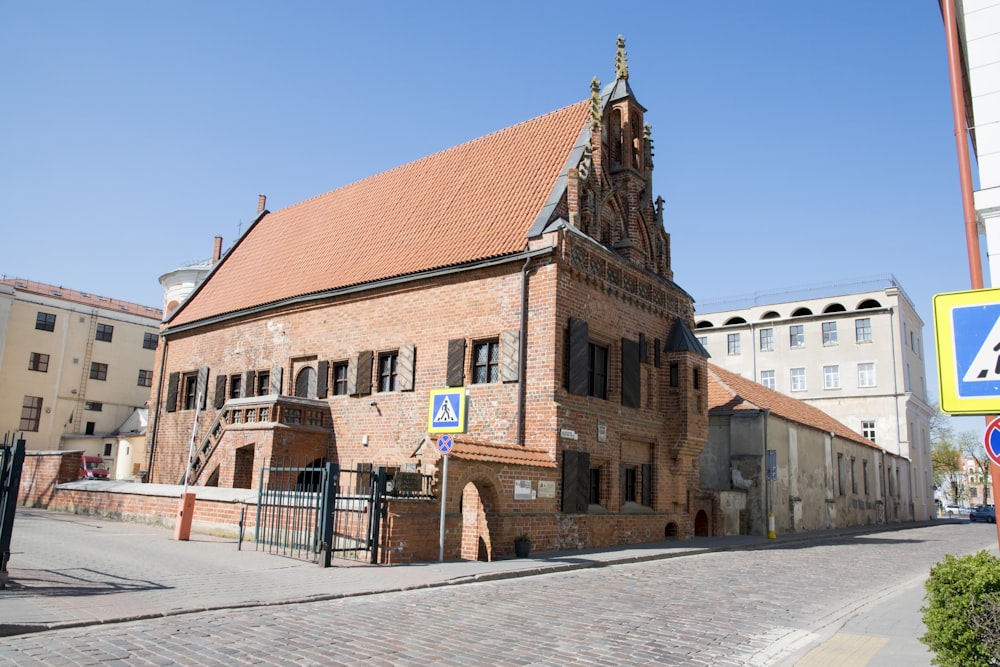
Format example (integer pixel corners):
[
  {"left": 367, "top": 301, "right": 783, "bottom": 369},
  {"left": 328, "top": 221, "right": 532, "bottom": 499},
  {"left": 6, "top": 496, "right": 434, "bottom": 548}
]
[
  {"left": 437, "top": 434, "right": 454, "bottom": 454},
  {"left": 985, "top": 417, "right": 1000, "bottom": 467},
  {"left": 934, "top": 289, "right": 1000, "bottom": 414},
  {"left": 427, "top": 388, "right": 466, "bottom": 433}
]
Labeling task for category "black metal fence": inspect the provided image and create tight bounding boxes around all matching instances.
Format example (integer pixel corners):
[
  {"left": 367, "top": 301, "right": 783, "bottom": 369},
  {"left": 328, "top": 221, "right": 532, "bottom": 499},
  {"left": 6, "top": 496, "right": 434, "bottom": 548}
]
[
  {"left": 250, "top": 459, "right": 433, "bottom": 566},
  {"left": 1, "top": 433, "right": 26, "bottom": 589}
]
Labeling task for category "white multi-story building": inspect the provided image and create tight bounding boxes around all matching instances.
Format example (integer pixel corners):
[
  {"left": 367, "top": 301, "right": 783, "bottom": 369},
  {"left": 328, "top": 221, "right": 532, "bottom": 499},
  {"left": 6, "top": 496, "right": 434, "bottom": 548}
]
[
  {"left": 694, "top": 276, "right": 936, "bottom": 520},
  {"left": 0, "top": 278, "right": 162, "bottom": 478}
]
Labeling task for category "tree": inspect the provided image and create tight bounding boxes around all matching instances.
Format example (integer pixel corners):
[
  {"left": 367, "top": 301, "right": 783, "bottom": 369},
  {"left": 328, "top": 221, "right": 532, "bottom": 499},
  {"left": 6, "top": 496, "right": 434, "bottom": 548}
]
[
  {"left": 959, "top": 430, "right": 991, "bottom": 504},
  {"left": 930, "top": 406, "right": 962, "bottom": 492}
]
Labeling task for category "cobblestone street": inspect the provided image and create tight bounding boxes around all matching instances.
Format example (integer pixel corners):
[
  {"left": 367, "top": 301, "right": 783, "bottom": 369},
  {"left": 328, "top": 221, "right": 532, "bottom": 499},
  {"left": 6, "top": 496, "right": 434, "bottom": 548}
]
[{"left": 1, "top": 520, "right": 996, "bottom": 665}]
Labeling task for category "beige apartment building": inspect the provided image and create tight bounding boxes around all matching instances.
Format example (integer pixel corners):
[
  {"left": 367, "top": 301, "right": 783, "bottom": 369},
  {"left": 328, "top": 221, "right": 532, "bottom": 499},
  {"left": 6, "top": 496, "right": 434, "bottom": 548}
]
[
  {"left": 693, "top": 276, "right": 936, "bottom": 521},
  {"left": 0, "top": 278, "right": 162, "bottom": 478}
]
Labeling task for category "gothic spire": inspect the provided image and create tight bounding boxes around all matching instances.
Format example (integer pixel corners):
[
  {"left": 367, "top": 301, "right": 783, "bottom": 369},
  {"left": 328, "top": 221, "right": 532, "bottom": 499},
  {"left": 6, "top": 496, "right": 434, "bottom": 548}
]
[
  {"left": 615, "top": 35, "right": 628, "bottom": 81},
  {"left": 590, "top": 77, "right": 602, "bottom": 130}
]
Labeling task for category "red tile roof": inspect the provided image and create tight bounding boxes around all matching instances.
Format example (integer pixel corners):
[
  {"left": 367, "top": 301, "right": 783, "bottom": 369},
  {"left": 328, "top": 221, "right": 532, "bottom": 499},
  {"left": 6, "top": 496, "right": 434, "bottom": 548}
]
[
  {"left": 707, "top": 364, "right": 880, "bottom": 450},
  {"left": 1, "top": 277, "right": 163, "bottom": 320},
  {"left": 170, "top": 101, "right": 591, "bottom": 327},
  {"left": 448, "top": 438, "right": 557, "bottom": 468}
]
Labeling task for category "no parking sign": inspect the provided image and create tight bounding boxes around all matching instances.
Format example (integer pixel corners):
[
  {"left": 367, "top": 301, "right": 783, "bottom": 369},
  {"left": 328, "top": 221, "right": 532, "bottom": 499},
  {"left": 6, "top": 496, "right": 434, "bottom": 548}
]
[{"left": 984, "top": 416, "right": 1000, "bottom": 467}]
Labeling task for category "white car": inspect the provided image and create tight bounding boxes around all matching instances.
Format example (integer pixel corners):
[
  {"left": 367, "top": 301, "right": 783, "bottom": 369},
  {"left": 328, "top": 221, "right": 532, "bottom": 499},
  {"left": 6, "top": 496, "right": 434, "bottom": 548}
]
[{"left": 944, "top": 504, "right": 971, "bottom": 517}]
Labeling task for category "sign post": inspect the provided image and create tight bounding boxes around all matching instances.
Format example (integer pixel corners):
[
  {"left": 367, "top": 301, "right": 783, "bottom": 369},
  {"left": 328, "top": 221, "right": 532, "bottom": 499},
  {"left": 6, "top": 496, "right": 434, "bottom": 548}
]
[
  {"left": 427, "top": 389, "right": 466, "bottom": 562},
  {"left": 935, "top": 288, "right": 1000, "bottom": 548}
]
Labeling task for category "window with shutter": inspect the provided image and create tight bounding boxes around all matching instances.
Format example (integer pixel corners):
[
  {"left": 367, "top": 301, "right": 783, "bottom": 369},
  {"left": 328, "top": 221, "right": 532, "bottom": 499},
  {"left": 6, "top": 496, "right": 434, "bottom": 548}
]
[
  {"left": 214, "top": 375, "right": 227, "bottom": 409},
  {"left": 500, "top": 331, "right": 519, "bottom": 382},
  {"left": 242, "top": 370, "right": 255, "bottom": 398},
  {"left": 197, "top": 367, "right": 209, "bottom": 410},
  {"left": 621, "top": 338, "right": 641, "bottom": 408},
  {"left": 561, "top": 450, "right": 590, "bottom": 513},
  {"left": 398, "top": 344, "right": 416, "bottom": 391},
  {"left": 472, "top": 339, "right": 499, "bottom": 384},
  {"left": 447, "top": 339, "right": 466, "bottom": 387},
  {"left": 165, "top": 372, "right": 179, "bottom": 413},
  {"left": 350, "top": 351, "right": 373, "bottom": 396},
  {"left": 317, "top": 360, "right": 329, "bottom": 398},
  {"left": 567, "top": 318, "right": 589, "bottom": 395},
  {"left": 269, "top": 366, "right": 283, "bottom": 395},
  {"left": 641, "top": 463, "right": 651, "bottom": 506}
]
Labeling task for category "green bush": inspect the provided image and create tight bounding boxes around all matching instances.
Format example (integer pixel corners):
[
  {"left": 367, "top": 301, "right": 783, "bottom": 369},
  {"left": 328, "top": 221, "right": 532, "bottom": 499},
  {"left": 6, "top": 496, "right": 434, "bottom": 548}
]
[{"left": 921, "top": 550, "right": 1000, "bottom": 667}]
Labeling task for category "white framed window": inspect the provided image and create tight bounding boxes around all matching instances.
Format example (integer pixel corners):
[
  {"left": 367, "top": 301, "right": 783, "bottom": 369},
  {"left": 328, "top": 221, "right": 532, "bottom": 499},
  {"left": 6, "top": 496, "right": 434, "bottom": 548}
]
[
  {"left": 790, "top": 367, "right": 806, "bottom": 391},
  {"left": 697, "top": 335, "right": 708, "bottom": 349},
  {"left": 759, "top": 328, "right": 773, "bottom": 351},
  {"left": 862, "top": 420, "right": 876, "bottom": 442},
  {"left": 858, "top": 362, "right": 875, "bottom": 387},
  {"left": 822, "top": 321, "right": 838, "bottom": 346},
  {"left": 855, "top": 318, "right": 872, "bottom": 343},
  {"left": 727, "top": 332, "right": 741, "bottom": 355},
  {"left": 760, "top": 370, "right": 776, "bottom": 390},
  {"left": 823, "top": 365, "right": 840, "bottom": 389},
  {"left": 789, "top": 325, "right": 804, "bottom": 348}
]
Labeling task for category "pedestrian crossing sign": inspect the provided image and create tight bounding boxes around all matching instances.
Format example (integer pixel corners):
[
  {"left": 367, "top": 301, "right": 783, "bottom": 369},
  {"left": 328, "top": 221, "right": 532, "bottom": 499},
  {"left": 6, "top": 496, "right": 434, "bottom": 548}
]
[
  {"left": 427, "top": 388, "right": 467, "bottom": 433},
  {"left": 934, "top": 288, "right": 1000, "bottom": 414}
]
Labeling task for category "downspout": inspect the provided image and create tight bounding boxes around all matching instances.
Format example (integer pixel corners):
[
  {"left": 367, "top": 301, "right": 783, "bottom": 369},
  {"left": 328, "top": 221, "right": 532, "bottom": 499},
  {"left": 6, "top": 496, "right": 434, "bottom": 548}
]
[
  {"left": 146, "top": 335, "right": 168, "bottom": 480},
  {"left": 516, "top": 255, "right": 532, "bottom": 447}
]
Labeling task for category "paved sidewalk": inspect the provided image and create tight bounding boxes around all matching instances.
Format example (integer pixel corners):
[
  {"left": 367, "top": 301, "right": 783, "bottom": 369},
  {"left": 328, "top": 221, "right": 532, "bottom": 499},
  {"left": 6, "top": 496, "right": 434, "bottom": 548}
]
[{"left": 0, "top": 507, "right": 942, "bottom": 638}]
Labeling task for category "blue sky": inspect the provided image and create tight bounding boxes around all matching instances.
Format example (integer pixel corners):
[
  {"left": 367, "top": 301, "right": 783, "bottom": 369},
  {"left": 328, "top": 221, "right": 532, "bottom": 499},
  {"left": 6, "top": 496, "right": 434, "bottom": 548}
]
[{"left": 0, "top": 2, "right": 979, "bottom": 418}]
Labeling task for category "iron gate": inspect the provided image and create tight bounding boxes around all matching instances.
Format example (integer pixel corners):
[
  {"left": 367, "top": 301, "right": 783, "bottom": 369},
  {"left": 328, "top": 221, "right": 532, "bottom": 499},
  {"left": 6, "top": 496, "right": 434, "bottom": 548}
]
[
  {"left": 252, "top": 462, "right": 396, "bottom": 566},
  {"left": 1, "top": 433, "right": 26, "bottom": 589}
]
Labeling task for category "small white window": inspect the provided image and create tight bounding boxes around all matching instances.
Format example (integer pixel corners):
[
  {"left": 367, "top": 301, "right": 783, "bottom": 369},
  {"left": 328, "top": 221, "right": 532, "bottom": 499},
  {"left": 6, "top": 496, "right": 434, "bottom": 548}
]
[
  {"left": 855, "top": 318, "right": 872, "bottom": 343},
  {"left": 789, "top": 325, "right": 804, "bottom": 348},
  {"left": 790, "top": 367, "right": 806, "bottom": 391},
  {"left": 759, "top": 328, "right": 773, "bottom": 351},
  {"left": 822, "top": 322, "right": 838, "bottom": 346},
  {"left": 760, "top": 370, "right": 776, "bottom": 390},
  {"left": 823, "top": 365, "right": 840, "bottom": 389},
  {"left": 727, "top": 333, "right": 741, "bottom": 356},
  {"left": 858, "top": 362, "right": 875, "bottom": 387},
  {"left": 862, "top": 420, "right": 876, "bottom": 442}
]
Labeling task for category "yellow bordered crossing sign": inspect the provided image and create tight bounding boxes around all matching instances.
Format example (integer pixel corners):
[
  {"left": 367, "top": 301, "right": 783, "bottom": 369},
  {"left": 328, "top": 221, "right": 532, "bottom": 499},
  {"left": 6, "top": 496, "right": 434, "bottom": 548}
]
[
  {"left": 427, "top": 388, "right": 467, "bottom": 433},
  {"left": 934, "top": 287, "right": 1000, "bottom": 414}
]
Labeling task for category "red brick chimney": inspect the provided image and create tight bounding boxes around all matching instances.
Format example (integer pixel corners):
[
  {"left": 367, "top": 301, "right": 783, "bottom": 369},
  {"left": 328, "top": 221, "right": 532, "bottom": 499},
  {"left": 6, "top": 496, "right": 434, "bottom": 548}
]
[
  {"left": 212, "top": 236, "right": 223, "bottom": 264},
  {"left": 257, "top": 194, "right": 267, "bottom": 214}
]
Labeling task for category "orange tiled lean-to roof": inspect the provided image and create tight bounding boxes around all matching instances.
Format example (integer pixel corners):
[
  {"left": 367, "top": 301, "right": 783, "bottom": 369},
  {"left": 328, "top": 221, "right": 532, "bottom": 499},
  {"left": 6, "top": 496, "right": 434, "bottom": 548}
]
[
  {"left": 170, "top": 100, "right": 591, "bottom": 327},
  {"left": 707, "top": 364, "right": 880, "bottom": 450},
  {"left": 448, "top": 438, "right": 557, "bottom": 468}
]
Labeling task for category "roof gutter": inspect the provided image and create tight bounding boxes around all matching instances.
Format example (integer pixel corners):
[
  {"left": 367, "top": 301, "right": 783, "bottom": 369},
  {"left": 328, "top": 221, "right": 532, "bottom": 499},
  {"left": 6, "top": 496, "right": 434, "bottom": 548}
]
[{"left": 163, "top": 247, "right": 555, "bottom": 336}]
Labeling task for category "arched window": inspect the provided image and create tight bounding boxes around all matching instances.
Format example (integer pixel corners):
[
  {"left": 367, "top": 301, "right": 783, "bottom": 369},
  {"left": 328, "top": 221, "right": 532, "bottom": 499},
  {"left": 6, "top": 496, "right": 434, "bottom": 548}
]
[
  {"left": 792, "top": 307, "right": 813, "bottom": 317},
  {"left": 294, "top": 366, "right": 317, "bottom": 398}
]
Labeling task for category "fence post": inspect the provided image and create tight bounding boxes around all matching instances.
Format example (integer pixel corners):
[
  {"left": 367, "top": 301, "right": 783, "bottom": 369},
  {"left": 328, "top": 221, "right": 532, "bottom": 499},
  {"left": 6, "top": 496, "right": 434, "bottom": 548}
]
[
  {"left": 319, "top": 463, "right": 337, "bottom": 568},
  {"left": 1, "top": 437, "right": 26, "bottom": 589},
  {"left": 369, "top": 466, "right": 388, "bottom": 565}
]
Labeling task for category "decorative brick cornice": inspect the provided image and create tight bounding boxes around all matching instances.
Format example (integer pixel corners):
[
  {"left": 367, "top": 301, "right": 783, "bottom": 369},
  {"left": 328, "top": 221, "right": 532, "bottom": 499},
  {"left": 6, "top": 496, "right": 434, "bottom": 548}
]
[{"left": 561, "top": 234, "right": 691, "bottom": 319}]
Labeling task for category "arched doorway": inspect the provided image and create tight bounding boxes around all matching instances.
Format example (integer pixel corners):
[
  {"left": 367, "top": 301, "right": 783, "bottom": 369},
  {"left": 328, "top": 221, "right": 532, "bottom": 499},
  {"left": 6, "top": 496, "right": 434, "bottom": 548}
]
[
  {"left": 460, "top": 481, "right": 496, "bottom": 561},
  {"left": 694, "top": 509, "right": 710, "bottom": 537},
  {"left": 294, "top": 367, "right": 316, "bottom": 398}
]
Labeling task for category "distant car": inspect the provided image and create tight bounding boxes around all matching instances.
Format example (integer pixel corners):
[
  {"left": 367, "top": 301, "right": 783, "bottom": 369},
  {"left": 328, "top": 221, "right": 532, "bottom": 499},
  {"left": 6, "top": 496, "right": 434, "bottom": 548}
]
[
  {"left": 80, "top": 456, "right": 110, "bottom": 480},
  {"left": 969, "top": 505, "right": 996, "bottom": 523},
  {"left": 944, "top": 504, "right": 971, "bottom": 517}
]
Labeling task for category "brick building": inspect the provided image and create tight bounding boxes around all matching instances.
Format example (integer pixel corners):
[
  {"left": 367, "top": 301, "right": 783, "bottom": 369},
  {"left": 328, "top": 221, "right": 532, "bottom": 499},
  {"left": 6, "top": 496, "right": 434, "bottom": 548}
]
[{"left": 146, "top": 38, "right": 711, "bottom": 561}]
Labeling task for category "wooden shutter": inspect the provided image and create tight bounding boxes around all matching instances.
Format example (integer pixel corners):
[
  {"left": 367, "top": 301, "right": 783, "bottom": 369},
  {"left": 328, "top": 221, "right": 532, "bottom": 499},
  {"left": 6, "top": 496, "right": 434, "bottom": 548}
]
[
  {"left": 500, "top": 331, "right": 519, "bottom": 382},
  {"left": 316, "top": 360, "right": 329, "bottom": 398},
  {"left": 561, "top": 450, "right": 590, "bottom": 513},
  {"left": 447, "top": 339, "right": 466, "bottom": 387},
  {"left": 242, "top": 370, "right": 255, "bottom": 398},
  {"left": 638, "top": 333, "right": 648, "bottom": 363},
  {"left": 398, "top": 344, "right": 416, "bottom": 391},
  {"left": 269, "top": 366, "right": 283, "bottom": 395},
  {"left": 641, "top": 463, "right": 652, "bottom": 506},
  {"left": 653, "top": 338, "right": 661, "bottom": 368},
  {"left": 350, "top": 351, "right": 373, "bottom": 396},
  {"left": 165, "top": 372, "right": 179, "bottom": 413},
  {"left": 620, "top": 463, "right": 628, "bottom": 504},
  {"left": 567, "top": 318, "right": 589, "bottom": 395},
  {"left": 621, "top": 338, "right": 641, "bottom": 408},
  {"left": 197, "top": 367, "right": 209, "bottom": 410},
  {"left": 213, "top": 375, "right": 227, "bottom": 409}
]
